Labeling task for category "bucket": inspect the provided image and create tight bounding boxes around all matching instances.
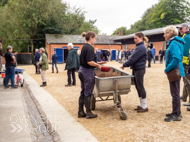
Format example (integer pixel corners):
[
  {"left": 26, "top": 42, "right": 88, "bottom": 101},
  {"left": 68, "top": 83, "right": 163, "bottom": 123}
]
[{"left": 1, "top": 73, "right": 5, "bottom": 78}]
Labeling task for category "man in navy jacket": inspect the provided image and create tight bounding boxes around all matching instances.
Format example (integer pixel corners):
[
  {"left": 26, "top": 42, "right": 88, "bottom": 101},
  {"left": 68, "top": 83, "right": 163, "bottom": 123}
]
[{"left": 34, "top": 49, "right": 41, "bottom": 74}]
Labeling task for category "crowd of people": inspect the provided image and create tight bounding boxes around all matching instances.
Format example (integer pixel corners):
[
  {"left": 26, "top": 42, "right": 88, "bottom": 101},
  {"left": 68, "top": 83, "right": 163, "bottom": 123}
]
[{"left": 1, "top": 23, "right": 190, "bottom": 122}]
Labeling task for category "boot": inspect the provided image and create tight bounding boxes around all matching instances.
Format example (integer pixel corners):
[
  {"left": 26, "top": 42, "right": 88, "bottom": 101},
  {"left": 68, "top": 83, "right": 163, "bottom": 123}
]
[
  {"left": 40, "top": 82, "right": 47, "bottom": 87},
  {"left": 52, "top": 67, "right": 54, "bottom": 73},
  {"left": 78, "top": 96, "right": 86, "bottom": 118},
  {"left": 56, "top": 67, "right": 58, "bottom": 73},
  {"left": 84, "top": 96, "right": 97, "bottom": 119}
]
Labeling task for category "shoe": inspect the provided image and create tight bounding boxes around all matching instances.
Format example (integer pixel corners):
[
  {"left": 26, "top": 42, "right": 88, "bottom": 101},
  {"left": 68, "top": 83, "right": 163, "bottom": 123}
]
[
  {"left": 180, "top": 96, "right": 187, "bottom": 102},
  {"left": 40, "top": 82, "right": 47, "bottom": 87},
  {"left": 85, "top": 96, "right": 97, "bottom": 119},
  {"left": 56, "top": 67, "right": 58, "bottom": 73},
  {"left": 137, "top": 107, "right": 148, "bottom": 113},
  {"left": 166, "top": 113, "right": 182, "bottom": 118},
  {"left": 65, "top": 84, "right": 72, "bottom": 87},
  {"left": 11, "top": 86, "right": 18, "bottom": 89},
  {"left": 187, "top": 107, "right": 190, "bottom": 111},
  {"left": 134, "top": 106, "right": 142, "bottom": 111},
  {"left": 72, "top": 83, "right": 76, "bottom": 86},
  {"left": 183, "top": 103, "right": 190, "bottom": 106},
  {"left": 4, "top": 86, "right": 9, "bottom": 89},
  {"left": 164, "top": 114, "right": 181, "bottom": 122},
  {"left": 52, "top": 67, "right": 54, "bottom": 73},
  {"left": 78, "top": 111, "right": 86, "bottom": 118}
]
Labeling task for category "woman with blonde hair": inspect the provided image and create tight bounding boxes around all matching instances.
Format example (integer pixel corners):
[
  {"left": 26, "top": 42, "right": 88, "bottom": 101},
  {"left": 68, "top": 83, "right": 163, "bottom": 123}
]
[
  {"left": 163, "top": 25, "right": 185, "bottom": 122},
  {"left": 121, "top": 32, "right": 148, "bottom": 113},
  {"left": 37, "top": 48, "right": 49, "bottom": 87}
]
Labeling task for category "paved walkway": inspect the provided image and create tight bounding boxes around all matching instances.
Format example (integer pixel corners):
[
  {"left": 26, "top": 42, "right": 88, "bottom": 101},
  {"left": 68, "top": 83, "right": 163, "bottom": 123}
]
[
  {"left": 0, "top": 78, "right": 32, "bottom": 142},
  {"left": 0, "top": 72, "right": 98, "bottom": 142}
]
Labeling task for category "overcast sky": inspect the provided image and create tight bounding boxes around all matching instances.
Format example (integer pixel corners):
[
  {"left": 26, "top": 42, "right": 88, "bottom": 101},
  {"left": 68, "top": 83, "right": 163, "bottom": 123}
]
[{"left": 64, "top": 0, "right": 159, "bottom": 35}]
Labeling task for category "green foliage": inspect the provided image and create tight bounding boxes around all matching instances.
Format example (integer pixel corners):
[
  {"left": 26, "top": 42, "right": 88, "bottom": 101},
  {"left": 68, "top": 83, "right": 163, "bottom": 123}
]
[
  {"left": 112, "top": 0, "right": 190, "bottom": 35},
  {"left": 112, "top": 26, "right": 130, "bottom": 35},
  {"left": 0, "top": 0, "right": 99, "bottom": 52}
]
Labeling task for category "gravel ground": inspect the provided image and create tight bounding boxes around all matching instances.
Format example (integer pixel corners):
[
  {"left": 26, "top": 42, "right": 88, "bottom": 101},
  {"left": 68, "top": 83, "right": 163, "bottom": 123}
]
[{"left": 20, "top": 61, "right": 190, "bottom": 142}]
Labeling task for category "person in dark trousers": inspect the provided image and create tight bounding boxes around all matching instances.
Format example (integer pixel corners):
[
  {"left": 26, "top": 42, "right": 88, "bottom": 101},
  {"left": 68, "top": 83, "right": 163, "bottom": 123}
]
[
  {"left": 126, "top": 49, "right": 131, "bottom": 60},
  {"left": 4, "top": 46, "right": 18, "bottom": 89},
  {"left": 176, "top": 23, "right": 190, "bottom": 110},
  {"left": 52, "top": 51, "right": 58, "bottom": 73},
  {"left": 95, "top": 48, "right": 102, "bottom": 62},
  {"left": 159, "top": 48, "right": 165, "bottom": 63},
  {"left": 147, "top": 48, "right": 153, "bottom": 67},
  {"left": 164, "top": 25, "right": 185, "bottom": 122},
  {"left": 0, "top": 39, "right": 4, "bottom": 71},
  {"left": 121, "top": 32, "right": 148, "bottom": 113},
  {"left": 106, "top": 50, "right": 110, "bottom": 62},
  {"left": 65, "top": 43, "right": 80, "bottom": 87},
  {"left": 34, "top": 49, "right": 41, "bottom": 74},
  {"left": 78, "top": 31, "right": 106, "bottom": 119}
]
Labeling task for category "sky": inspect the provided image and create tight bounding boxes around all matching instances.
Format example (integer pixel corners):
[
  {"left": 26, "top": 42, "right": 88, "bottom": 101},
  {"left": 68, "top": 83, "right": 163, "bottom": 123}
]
[{"left": 64, "top": 0, "right": 159, "bottom": 35}]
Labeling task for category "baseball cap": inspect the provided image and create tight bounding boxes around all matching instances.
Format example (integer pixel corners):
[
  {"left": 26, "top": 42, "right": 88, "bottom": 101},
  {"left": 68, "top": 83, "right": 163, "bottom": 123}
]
[{"left": 176, "top": 23, "right": 189, "bottom": 28}]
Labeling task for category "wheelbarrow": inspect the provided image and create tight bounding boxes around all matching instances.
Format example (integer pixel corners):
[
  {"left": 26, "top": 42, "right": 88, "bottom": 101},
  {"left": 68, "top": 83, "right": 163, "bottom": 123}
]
[
  {"left": 91, "top": 67, "right": 134, "bottom": 120},
  {"left": 3, "top": 68, "right": 25, "bottom": 87}
]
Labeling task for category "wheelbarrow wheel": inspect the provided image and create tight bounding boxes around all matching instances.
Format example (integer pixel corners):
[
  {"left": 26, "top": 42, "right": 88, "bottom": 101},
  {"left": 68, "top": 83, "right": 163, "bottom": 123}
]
[
  {"left": 120, "top": 111, "right": 127, "bottom": 120},
  {"left": 21, "top": 79, "right": 24, "bottom": 87},
  {"left": 91, "top": 95, "right": 96, "bottom": 110}
]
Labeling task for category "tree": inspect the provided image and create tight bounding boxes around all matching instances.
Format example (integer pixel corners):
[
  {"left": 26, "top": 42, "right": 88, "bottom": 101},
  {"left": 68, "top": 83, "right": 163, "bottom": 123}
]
[
  {"left": 112, "top": 26, "right": 129, "bottom": 35},
  {"left": 0, "top": 0, "right": 100, "bottom": 53}
]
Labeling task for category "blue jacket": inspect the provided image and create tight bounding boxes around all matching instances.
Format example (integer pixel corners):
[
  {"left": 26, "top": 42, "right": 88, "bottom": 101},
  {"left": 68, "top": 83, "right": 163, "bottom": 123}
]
[
  {"left": 182, "top": 31, "right": 190, "bottom": 65},
  {"left": 34, "top": 51, "right": 41, "bottom": 65},
  {"left": 52, "top": 54, "right": 58, "bottom": 63},
  {"left": 151, "top": 48, "right": 156, "bottom": 56},
  {"left": 165, "top": 36, "right": 185, "bottom": 77},
  {"left": 123, "top": 42, "right": 147, "bottom": 70}
]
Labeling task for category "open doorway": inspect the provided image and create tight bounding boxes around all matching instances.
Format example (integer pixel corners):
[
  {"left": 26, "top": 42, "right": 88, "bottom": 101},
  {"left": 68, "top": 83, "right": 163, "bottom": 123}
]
[
  {"left": 64, "top": 49, "right": 68, "bottom": 63},
  {"left": 101, "top": 49, "right": 108, "bottom": 61}
]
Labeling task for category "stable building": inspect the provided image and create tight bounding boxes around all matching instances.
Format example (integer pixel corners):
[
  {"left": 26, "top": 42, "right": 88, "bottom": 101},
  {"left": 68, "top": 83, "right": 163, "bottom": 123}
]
[
  {"left": 45, "top": 34, "right": 124, "bottom": 63},
  {"left": 113, "top": 22, "right": 190, "bottom": 60}
]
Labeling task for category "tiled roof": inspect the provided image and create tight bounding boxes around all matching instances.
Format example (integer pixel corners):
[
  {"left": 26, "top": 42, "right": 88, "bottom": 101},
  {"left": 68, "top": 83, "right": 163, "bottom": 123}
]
[{"left": 46, "top": 34, "right": 123, "bottom": 44}]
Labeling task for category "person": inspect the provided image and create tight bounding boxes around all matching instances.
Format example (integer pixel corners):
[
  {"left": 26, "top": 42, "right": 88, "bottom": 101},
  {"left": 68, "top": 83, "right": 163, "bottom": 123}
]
[
  {"left": 159, "top": 48, "right": 165, "bottom": 63},
  {"left": 147, "top": 48, "right": 153, "bottom": 67},
  {"left": 52, "top": 51, "right": 58, "bottom": 73},
  {"left": 4, "top": 46, "right": 18, "bottom": 89},
  {"left": 118, "top": 50, "right": 122, "bottom": 63},
  {"left": 121, "top": 32, "right": 148, "bottom": 113},
  {"left": 106, "top": 50, "right": 110, "bottom": 62},
  {"left": 163, "top": 25, "right": 185, "bottom": 122},
  {"left": 116, "top": 49, "right": 119, "bottom": 62},
  {"left": 131, "top": 49, "right": 134, "bottom": 55},
  {"left": 65, "top": 43, "right": 80, "bottom": 87},
  {"left": 37, "top": 48, "right": 48, "bottom": 87},
  {"left": 0, "top": 39, "right": 4, "bottom": 71},
  {"left": 126, "top": 49, "right": 131, "bottom": 60},
  {"left": 78, "top": 31, "right": 106, "bottom": 119},
  {"left": 176, "top": 23, "right": 190, "bottom": 109},
  {"left": 151, "top": 47, "right": 156, "bottom": 63},
  {"left": 110, "top": 49, "right": 112, "bottom": 61},
  {"left": 34, "top": 49, "right": 41, "bottom": 74},
  {"left": 95, "top": 48, "right": 102, "bottom": 62}
]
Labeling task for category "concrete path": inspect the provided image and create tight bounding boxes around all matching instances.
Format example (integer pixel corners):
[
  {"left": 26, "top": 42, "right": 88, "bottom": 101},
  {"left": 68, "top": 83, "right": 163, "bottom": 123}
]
[
  {"left": 0, "top": 78, "right": 32, "bottom": 142},
  {"left": 23, "top": 72, "right": 98, "bottom": 142}
]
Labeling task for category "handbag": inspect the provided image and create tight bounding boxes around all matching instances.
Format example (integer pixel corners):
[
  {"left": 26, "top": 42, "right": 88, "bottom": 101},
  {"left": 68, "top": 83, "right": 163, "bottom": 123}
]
[{"left": 166, "top": 50, "right": 181, "bottom": 82}]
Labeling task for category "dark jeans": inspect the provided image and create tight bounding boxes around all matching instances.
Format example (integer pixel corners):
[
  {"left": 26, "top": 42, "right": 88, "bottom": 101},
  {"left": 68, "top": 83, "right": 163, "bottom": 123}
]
[
  {"left": 169, "top": 78, "right": 181, "bottom": 116},
  {"left": 5, "top": 66, "right": 15, "bottom": 87},
  {"left": 160, "top": 56, "right": 163, "bottom": 63},
  {"left": 148, "top": 59, "right": 151, "bottom": 67},
  {"left": 67, "top": 68, "right": 76, "bottom": 85},
  {"left": 78, "top": 67, "right": 95, "bottom": 97},
  {"left": 35, "top": 65, "right": 40, "bottom": 73},
  {"left": 133, "top": 69, "right": 146, "bottom": 99}
]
